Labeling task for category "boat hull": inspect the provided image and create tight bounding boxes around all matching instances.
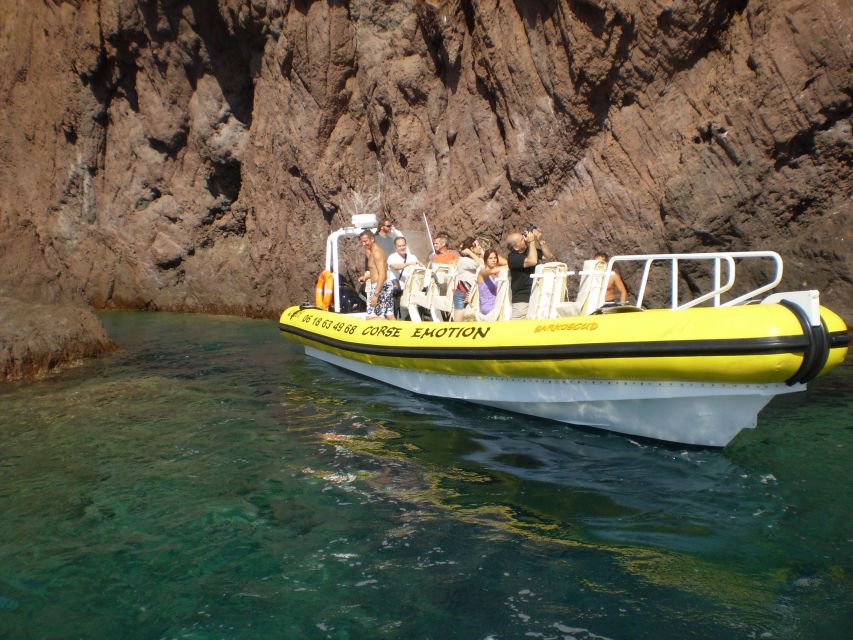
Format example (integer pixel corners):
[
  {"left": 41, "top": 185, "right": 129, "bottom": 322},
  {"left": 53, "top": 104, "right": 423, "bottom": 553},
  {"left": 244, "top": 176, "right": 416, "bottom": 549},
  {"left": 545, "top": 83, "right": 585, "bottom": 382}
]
[
  {"left": 279, "top": 304, "right": 849, "bottom": 446},
  {"left": 307, "top": 346, "right": 799, "bottom": 446}
]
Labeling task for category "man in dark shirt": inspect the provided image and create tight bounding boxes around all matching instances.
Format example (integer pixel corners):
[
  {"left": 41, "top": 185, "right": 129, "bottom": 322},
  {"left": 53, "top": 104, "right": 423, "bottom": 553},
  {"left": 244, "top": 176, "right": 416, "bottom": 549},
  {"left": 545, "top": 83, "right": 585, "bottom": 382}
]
[
  {"left": 506, "top": 226, "right": 554, "bottom": 319},
  {"left": 374, "top": 218, "right": 402, "bottom": 260}
]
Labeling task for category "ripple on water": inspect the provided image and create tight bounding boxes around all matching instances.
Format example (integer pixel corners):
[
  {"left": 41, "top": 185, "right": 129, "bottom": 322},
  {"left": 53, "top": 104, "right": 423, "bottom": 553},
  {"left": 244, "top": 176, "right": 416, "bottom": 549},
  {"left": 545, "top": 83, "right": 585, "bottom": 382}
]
[{"left": 0, "top": 313, "right": 849, "bottom": 640}]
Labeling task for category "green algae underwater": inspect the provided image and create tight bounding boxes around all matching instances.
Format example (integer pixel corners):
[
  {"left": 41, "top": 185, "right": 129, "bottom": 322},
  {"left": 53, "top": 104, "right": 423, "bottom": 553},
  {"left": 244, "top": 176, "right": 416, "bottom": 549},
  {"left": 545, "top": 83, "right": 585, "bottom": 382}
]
[{"left": 0, "top": 311, "right": 850, "bottom": 639}]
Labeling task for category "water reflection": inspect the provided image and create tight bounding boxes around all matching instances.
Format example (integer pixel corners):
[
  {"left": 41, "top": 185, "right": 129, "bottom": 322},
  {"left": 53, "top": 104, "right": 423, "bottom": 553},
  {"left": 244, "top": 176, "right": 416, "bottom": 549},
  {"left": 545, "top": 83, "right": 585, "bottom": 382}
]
[{"left": 297, "top": 358, "right": 852, "bottom": 623}]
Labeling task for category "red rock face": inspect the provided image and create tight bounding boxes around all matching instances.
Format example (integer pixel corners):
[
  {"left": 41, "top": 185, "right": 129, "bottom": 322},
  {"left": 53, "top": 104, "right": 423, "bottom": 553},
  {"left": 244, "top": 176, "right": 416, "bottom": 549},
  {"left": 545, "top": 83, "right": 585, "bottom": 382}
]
[{"left": 0, "top": 0, "right": 850, "bottom": 320}]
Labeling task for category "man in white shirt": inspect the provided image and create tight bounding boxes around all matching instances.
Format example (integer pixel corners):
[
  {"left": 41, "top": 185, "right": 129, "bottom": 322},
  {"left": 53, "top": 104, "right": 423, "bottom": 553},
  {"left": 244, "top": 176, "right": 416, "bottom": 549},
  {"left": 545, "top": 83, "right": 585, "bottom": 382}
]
[
  {"left": 387, "top": 236, "right": 422, "bottom": 319},
  {"left": 387, "top": 236, "right": 420, "bottom": 280}
]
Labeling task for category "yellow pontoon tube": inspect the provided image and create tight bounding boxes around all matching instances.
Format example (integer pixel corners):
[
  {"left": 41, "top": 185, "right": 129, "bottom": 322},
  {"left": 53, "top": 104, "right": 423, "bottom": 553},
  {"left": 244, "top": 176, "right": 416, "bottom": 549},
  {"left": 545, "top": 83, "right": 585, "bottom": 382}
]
[{"left": 279, "top": 303, "right": 847, "bottom": 386}]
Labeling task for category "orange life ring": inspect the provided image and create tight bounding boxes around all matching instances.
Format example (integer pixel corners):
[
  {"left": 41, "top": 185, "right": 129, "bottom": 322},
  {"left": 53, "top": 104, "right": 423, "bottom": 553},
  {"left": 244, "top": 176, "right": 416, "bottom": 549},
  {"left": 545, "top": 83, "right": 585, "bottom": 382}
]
[{"left": 314, "top": 270, "right": 334, "bottom": 310}]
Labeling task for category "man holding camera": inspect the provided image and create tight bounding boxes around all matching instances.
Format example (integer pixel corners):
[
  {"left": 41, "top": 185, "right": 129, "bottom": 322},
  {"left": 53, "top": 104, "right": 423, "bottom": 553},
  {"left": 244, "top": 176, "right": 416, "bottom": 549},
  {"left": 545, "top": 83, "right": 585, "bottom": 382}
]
[{"left": 506, "top": 225, "right": 555, "bottom": 320}]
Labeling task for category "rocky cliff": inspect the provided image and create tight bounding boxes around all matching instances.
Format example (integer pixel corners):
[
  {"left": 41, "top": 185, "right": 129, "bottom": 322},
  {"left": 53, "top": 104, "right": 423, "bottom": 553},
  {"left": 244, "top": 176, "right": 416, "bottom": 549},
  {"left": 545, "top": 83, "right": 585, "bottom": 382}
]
[{"left": 0, "top": 0, "right": 850, "bottom": 378}]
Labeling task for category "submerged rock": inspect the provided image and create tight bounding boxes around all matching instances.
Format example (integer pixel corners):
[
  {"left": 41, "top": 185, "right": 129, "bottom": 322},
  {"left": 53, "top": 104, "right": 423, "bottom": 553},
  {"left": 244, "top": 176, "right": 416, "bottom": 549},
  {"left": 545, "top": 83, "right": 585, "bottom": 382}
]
[
  {"left": 0, "top": 212, "right": 114, "bottom": 383},
  {"left": 0, "top": 296, "right": 115, "bottom": 383}
]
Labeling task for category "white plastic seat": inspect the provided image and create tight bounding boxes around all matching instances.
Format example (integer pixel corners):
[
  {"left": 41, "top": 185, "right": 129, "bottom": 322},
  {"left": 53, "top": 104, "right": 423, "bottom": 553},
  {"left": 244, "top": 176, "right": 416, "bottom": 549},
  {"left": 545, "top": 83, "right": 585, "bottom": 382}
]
[
  {"left": 427, "top": 264, "right": 458, "bottom": 321},
  {"left": 555, "top": 259, "right": 608, "bottom": 316},
  {"left": 404, "top": 266, "right": 432, "bottom": 322},
  {"left": 398, "top": 265, "right": 421, "bottom": 309},
  {"left": 526, "top": 262, "right": 570, "bottom": 319},
  {"left": 578, "top": 259, "right": 608, "bottom": 315}
]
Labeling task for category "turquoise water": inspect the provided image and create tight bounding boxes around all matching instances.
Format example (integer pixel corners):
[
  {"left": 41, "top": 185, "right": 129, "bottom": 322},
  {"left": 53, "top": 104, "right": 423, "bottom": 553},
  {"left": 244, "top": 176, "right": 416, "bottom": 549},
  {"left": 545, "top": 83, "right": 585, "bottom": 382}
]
[{"left": 0, "top": 311, "right": 850, "bottom": 639}]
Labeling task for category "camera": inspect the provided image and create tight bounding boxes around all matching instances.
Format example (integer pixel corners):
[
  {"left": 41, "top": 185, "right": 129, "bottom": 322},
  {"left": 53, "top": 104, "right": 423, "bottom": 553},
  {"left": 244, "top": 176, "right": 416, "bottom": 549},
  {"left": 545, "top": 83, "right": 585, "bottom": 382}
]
[{"left": 525, "top": 224, "right": 537, "bottom": 234}]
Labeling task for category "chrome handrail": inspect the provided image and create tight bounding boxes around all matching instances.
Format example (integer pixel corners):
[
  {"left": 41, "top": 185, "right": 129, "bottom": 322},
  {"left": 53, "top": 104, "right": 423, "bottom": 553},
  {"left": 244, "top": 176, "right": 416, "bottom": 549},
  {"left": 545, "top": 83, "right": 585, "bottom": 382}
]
[{"left": 601, "top": 251, "right": 783, "bottom": 310}]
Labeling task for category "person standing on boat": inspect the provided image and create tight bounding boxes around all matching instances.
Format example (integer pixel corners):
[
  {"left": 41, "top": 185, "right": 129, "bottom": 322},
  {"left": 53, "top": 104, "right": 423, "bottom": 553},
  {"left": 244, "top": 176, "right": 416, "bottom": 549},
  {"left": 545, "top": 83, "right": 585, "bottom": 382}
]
[
  {"left": 387, "top": 236, "right": 422, "bottom": 286},
  {"left": 506, "top": 225, "right": 554, "bottom": 319},
  {"left": 593, "top": 251, "right": 628, "bottom": 304},
  {"left": 374, "top": 218, "right": 402, "bottom": 261},
  {"left": 359, "top": 230, "right": 395, "bottom": 320},
  {"left": 387, "top": 236, "right": 422, "bottom": 320},
  {"left": 428, "top": 232, "right": 459, "bottom": 266}
]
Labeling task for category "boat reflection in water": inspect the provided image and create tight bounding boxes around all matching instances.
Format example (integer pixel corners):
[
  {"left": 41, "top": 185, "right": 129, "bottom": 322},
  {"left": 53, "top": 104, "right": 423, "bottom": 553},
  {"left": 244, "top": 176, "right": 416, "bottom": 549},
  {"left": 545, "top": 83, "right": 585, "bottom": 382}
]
[{"left": 301, "top": 365, "right": 851, "bottom": 623}]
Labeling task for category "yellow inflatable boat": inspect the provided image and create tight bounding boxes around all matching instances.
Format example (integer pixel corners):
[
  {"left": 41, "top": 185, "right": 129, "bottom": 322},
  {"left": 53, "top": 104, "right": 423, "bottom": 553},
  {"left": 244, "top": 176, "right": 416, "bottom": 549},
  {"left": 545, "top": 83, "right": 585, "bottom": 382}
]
[{"left": 279, "top": 217, "right": 849, "bottom": 447}]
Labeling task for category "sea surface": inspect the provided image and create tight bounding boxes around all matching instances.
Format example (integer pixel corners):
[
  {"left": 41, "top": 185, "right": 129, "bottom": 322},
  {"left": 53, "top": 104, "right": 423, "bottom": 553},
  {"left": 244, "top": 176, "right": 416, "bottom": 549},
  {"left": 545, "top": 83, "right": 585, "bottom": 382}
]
[{"left": 0, "top": 311, "right": 850, "bottom": 640}]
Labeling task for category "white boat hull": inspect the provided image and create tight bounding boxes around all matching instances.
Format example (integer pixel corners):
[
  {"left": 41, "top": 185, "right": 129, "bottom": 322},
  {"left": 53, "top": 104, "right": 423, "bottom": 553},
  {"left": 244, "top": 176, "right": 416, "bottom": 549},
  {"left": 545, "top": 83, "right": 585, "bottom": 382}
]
[{"left": 305, "top": 346, "right": 804, "bottom": 447}]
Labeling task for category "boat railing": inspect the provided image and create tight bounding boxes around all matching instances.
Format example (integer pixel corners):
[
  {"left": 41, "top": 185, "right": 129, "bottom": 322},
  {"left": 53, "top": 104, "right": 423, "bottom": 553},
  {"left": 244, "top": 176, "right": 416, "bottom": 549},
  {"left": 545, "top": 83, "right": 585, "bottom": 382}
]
[
  {"left": 601, "top": 251, "right": 784, "bottom": 310},
  {"left": 326, "top": 224, "right": 372, "bottom": 314}
]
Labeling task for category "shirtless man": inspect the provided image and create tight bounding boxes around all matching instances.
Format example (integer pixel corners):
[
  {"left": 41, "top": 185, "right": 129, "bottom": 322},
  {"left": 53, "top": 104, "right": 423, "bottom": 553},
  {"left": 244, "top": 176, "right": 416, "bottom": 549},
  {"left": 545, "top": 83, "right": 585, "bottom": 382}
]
[
  {"left": 359, "top": 230, "right": 395, "bottom": 320},
  {"left": 594, "top": 252, "right": 628, "bottom": 303}
]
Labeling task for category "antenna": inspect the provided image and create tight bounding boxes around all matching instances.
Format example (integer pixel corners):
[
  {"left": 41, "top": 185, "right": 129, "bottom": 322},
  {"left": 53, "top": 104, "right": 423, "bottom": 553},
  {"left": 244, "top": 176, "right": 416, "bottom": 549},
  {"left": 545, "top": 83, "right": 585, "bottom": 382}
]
[{"left": 421, "top": 211, "right": 434, "bottom": 249}]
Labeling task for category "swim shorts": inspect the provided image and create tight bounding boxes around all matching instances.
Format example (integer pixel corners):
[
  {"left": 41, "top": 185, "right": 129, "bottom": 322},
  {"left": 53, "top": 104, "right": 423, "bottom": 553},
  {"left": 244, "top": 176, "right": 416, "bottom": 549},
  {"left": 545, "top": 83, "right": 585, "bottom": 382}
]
[{"left": 367, "top": 281, "right": 395, "bottom": 318}]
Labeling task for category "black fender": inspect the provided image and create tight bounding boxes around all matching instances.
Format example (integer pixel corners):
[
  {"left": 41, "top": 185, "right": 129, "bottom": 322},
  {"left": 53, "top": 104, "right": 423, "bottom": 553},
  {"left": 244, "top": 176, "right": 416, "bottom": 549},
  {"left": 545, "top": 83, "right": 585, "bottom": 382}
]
[{"left": 780, "top": 299, "right": 830, "bottom": 386}]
